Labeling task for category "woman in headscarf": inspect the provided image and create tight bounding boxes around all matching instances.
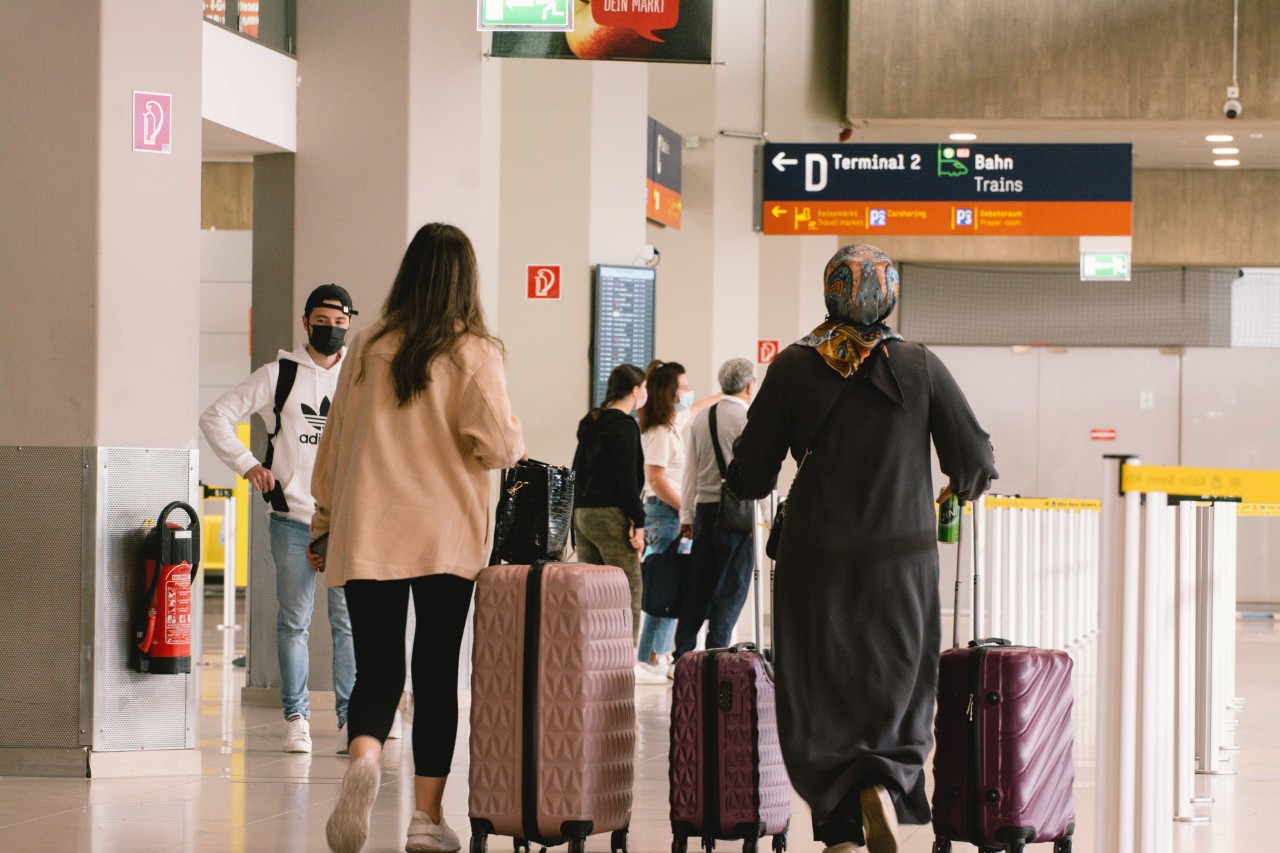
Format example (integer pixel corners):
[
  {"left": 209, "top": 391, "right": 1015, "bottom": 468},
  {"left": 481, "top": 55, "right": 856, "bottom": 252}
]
[{"left": 728, "top": 245, "right": 997, "bottom": 853}]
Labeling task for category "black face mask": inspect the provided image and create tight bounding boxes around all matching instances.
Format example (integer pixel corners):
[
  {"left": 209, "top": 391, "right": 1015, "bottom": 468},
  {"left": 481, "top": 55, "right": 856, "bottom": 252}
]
[{"left": 308, "top": 325, "right": 346, "bottom": 356}]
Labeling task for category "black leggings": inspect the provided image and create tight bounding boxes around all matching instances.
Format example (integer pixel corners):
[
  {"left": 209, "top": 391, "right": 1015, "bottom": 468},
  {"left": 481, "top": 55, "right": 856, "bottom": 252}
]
[{"left": 343, "top": 574, "right": 474, "bottom": 777}]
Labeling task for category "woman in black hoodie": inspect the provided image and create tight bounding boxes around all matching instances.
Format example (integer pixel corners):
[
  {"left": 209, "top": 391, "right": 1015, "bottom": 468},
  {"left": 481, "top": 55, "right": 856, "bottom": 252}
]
[{"left": 572, "top": 363, "right": 647, "bottom": 641}]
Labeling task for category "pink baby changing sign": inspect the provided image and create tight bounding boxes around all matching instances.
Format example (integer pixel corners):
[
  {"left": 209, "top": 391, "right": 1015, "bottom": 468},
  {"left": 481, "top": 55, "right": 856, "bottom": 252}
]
[{"left": 133, "top": 91, "right": 172, "bottom": 153}]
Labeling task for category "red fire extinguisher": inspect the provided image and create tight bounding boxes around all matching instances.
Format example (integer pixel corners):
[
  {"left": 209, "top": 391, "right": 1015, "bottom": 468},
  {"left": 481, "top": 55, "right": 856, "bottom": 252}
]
[{"left": 131, "top": 501, "right": 201, "bottom": 674}]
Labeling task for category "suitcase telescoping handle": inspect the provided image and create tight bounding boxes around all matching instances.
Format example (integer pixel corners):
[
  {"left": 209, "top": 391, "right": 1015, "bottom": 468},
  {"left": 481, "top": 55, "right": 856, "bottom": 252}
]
[{"left": 951, "top": 498, "right": 966, "bottom": 650}]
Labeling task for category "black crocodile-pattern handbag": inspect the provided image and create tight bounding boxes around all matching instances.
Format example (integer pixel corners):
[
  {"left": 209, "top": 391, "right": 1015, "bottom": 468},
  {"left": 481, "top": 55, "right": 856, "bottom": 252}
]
[{"left": 489, "top": 459, "right": 576, "bottom": 565}]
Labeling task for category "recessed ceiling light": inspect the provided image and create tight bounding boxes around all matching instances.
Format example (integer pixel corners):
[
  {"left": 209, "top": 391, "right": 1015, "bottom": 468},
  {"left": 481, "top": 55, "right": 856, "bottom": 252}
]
[
  {"left": 949, "top": 133, "right": 977, "bottom": 141},
  {"left": 1249, "top": 133, "right": 1264, "bottom": 139},
  {"left": 1213, "top": 159, "right": 1241, "bottom": 167},
  {"left": 1206, "top": 134, "right": 1234, "bottom": 142},
  {"left": 1212, "top": 147, "right": 1239, "bottom": 155}
]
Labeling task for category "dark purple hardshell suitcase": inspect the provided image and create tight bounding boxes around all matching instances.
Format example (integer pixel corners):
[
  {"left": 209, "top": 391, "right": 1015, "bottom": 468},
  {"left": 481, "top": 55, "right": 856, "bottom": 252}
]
[
  {"left": 931, "top": 640, "right": 1075, "bottom": 853},
  {"left": 669, "top": 643, "right": 790, "bottom": 853}
]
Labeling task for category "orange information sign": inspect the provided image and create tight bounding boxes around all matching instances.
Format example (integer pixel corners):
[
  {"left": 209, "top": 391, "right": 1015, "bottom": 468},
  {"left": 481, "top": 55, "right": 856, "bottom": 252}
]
[{"left": 761, "top": 201, "right": 1132, "bottom": 237}]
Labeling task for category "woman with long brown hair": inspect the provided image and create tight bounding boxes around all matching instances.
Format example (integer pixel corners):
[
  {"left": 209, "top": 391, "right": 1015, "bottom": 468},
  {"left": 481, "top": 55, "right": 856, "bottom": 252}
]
[
  {"left": 634, "top": 359, "right": 719, "bottom": 681},
  {"left": 311, "top": 223, "right": 524, "bottom": 853}
]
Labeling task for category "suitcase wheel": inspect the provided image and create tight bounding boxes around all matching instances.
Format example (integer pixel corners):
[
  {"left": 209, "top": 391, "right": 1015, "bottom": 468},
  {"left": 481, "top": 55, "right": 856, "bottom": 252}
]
[
  {"left": 743, "top": 838, "right": 757, "bottom": 853},
  {"left": 931, "top": 840, "right": 951, "bottom": 853},
  {"left": 610, "top": 829, "right": 629, "bottom": 853},
  {"left": 470, "top": 835, "right": 488, "bottom": 853},
  {"left": 701, "top": 838, "right": 715, "bottom": 853},
  {"left": 671, "top": 836, "right": 688, "bottom": 853},
  {"left": 771, "top": 832, "right": 787, "bottom": 853},
  {"left": 1054, "top": 842, "right": 1072, "bottom": 853},
  {"left": 568, "top": 840, "right": 586, "bottom": 853},
  {"left": 514, "top": 839, "right": 530, "bottom": 853}
]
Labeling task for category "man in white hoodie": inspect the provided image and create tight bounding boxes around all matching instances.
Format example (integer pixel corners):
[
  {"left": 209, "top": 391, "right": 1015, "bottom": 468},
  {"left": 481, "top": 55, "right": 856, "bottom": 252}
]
[{"left": 200, "top": 284, "right": 358, "bottom": 755}]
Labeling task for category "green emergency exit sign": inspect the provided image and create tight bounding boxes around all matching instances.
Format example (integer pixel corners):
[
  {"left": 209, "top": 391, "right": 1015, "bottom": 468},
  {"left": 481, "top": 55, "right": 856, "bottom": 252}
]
[
  {"left": 478, "top": 0, "right": 572, "bottom": 30},
  {"left": 1080, "top": 251, "right": 1131, "bottom": 281}
]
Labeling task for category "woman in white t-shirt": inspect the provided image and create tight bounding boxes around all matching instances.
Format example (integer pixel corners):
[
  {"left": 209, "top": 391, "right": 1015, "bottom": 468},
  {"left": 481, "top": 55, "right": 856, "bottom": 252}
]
[{"left": 635, "top": 360, "right": 721, "bottom": 683}]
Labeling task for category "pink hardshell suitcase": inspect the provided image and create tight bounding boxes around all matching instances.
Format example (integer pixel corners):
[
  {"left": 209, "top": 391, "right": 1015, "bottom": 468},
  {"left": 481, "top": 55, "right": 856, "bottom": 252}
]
[
  {"left": 930, "top": 505, "right": 1075, "bottom": 853},
  {"left": 669, "top": 643, "right": 791, "bottom": 853},
  {"left": 469, "top": 560, "right": 636, "bottom": 853}
]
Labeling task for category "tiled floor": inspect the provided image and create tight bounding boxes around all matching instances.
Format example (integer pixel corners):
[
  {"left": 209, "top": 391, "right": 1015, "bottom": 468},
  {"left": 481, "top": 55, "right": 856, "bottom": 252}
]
[{"left": 0, "top": 595, "right": 1275, "bottom": 852}]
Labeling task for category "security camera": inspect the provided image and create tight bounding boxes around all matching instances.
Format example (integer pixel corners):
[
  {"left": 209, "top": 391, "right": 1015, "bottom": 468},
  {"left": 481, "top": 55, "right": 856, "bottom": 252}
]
[{"left": 1223, "top": 99, "right": 1243, "bottom": 119}]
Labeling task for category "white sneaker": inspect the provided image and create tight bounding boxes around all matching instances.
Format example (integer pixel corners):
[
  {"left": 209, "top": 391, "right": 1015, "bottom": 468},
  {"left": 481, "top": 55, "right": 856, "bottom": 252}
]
[
  {"left": 634, "top": 662, "right": 669, "bottom": 685},
  {"left": 388, "top": 709, "right": 403, "bottom": 740},
  {"left": 284, "top": 714, "right": 312, "bottom": 754},
  {"left": 336, "top": 720, "right": 349, "bottom": 755},
  {"left": 405, "top": 809, "right": 462, "bottom": 853},
  {"left": 327, "top": 754, "right": 381, "bottom": 853}
]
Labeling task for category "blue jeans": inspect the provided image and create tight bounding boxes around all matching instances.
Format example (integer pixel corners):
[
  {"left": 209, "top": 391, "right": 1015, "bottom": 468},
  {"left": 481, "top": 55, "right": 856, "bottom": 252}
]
[
  {"left": 673, "top": 502, "right": 755, "bottom": 660},
  {"left": 270, "top": 514, "right": 355, "bottom": 723},
  {"left": 637, "top": 498, "right": 682, "bottom": 661}
]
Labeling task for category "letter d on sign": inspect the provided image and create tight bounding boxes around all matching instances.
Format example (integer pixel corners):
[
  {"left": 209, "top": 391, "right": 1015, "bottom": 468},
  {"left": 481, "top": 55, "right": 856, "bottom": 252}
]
[{"left": 805, "top": 153, "right": 828, "bottom": 192}]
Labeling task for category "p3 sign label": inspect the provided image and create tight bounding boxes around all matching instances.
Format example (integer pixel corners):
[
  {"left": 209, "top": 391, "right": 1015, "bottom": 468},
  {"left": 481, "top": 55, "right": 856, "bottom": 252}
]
[{"left": 527, "top": 265, "right": 561, "bottom": 300}]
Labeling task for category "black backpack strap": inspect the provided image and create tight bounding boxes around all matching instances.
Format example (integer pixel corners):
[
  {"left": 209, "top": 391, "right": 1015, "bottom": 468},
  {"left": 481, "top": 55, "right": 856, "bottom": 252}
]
[
  {"left": 708, "top": 403, "right": 730, "bottom": 480},
  {"left": 262, "top": 358, "right": 298, "bottom": 472}
]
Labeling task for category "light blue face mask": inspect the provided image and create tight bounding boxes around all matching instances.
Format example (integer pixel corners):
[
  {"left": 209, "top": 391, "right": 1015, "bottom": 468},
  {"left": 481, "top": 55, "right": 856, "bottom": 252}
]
[{"left": 675, "top": 390, "right": 695, "bottom": 411}]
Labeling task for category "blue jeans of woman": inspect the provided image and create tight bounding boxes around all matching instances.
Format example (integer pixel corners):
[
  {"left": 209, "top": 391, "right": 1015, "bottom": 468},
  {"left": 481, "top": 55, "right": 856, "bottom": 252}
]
[
  {"left": 637, "top": 497, "right": 682, "bottom": 662},
  {"left": 270, "top": 514, "right": 355, "bottom": 723}
]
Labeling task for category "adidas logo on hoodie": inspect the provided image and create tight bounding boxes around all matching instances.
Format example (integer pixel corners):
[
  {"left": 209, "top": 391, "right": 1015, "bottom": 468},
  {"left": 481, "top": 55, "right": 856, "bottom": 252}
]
[{"left": 301, "top": 397, "right": 331, "bottom": 433}]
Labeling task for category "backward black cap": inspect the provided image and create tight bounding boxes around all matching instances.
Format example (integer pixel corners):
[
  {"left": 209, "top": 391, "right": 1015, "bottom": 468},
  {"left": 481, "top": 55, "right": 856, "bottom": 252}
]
[{"left": 305, "top": 283, "right": 358, "bottom": 317}]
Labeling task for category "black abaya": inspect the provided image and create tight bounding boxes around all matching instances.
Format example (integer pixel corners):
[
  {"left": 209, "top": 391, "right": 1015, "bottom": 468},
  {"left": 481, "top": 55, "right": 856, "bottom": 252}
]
[{"left": 730, "top": 340, "right": 997, "bottom": 846}]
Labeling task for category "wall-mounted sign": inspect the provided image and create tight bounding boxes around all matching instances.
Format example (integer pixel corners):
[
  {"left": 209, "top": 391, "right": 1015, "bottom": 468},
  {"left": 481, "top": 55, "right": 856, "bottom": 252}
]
[
  {"left": 490, "top": 0, "right": 712, "bottom": 64},
  {"left": 758, "top": 143, "right": 1132, "bottom": 237},
  {"left": 203, "top": 0, "right": 226, "bottom": 25},
  {"left": 478, "top": 0, "right": 572, "bottom": 31},
  {"left": 591, "top": 265, "right": 656, "bottom": 406},
  {"left": 647, "top": 117, "right": 682, "bottom": 228},
  {"left": 1091, "top": 428, "right": 1117, "bottom": 441},
  {"left": 527, "top": 265, "right": 562, "bottom": 300},
  {"left": 133, "top": 92, "right": 172, "bottom": 154},
  {"left": 757, "top": 340, "right": 780, "bottom": 364},
  {"left": 1080, "top": 251, "right": 1131, "bottom": 281}
]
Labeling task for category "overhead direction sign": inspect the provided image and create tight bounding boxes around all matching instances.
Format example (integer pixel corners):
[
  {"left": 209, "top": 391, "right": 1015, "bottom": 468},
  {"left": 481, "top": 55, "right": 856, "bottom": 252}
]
[
  {"left": 758, "top": 143, "right": 1132, "bottom": 237},
  {"left": 478, "top": 0, "right": 571, "bottom": 31}
]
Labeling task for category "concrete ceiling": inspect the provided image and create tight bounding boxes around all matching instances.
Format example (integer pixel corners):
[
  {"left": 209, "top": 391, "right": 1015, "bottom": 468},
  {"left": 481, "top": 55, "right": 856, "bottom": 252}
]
[
  {"left": 202, "top": 118, "right": 290, "bottom": 162},
  {"left": 842, "top": 119, "right": 1279, "bottom": 170}
]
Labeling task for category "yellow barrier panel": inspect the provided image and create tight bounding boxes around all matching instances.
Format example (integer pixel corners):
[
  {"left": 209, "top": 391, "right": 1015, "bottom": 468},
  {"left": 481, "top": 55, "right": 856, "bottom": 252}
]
[
  {"left": 984, "top": 497, "right": 1102, "bottom": 512},
  {"left": 1239, "top": 503, "right": 1280, "bottom": 518},
  {"left": 234, "top": 423, "right": 250, "bottom": 588},
  {"left": 1121, "top": 464, "right": 1280, "bottom": 504}
]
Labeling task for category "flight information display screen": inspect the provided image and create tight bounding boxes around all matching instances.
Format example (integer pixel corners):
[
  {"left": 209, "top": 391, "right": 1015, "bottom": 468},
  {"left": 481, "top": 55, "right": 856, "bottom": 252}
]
[{"left": 591, "top": 265, "right": 656, "bottom": 407}]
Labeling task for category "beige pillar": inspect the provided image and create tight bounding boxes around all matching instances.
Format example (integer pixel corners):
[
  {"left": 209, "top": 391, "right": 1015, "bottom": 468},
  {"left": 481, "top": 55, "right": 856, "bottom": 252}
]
[
  {"left": 0, "top": 0, "right": 202, "bottom": 447},
  {"left": 497, "top": 59, "right": 649, "bottom": 468}
]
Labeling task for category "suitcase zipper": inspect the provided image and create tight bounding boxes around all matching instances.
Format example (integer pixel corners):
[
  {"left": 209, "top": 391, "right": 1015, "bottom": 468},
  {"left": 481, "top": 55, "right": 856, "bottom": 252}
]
[
  {"left": 967, "top": 646, "right": 984, "bottom": 844},
  {"left": 521, "top": 560, "right": 546, "bottom": 846},
  {"left": 704, "top": 649, "right": 723, "bottom": 839}
]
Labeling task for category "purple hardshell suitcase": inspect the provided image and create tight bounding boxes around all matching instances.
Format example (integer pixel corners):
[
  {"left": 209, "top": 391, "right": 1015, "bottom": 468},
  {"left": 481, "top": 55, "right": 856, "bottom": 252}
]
[
  {"left": 669, "top": 642, "right": 791, "bottom": 853},
  {"left": 930, "top": 505, "right": 1075, "bottom": 853}
]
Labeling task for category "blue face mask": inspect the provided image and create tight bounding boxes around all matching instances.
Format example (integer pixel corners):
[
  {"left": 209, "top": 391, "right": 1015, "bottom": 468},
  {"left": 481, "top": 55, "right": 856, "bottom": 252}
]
[{"left": 675, "top": 390, "right": 694, "bottom": 412}]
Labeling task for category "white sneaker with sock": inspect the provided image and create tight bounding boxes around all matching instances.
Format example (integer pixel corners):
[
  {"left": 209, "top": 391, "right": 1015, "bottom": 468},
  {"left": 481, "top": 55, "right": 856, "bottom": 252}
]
[
  {"left": 404, "top": 809, "right": 461, "bottom": 853},
  {"left": 283, "top": 714, "right": 312, "bottom": 753},
  {"left": 327, "top": 754, "right": 381, "bottom": 853},
  {"left": 634, "top": 662, "right": 669, "bottom": 685}
]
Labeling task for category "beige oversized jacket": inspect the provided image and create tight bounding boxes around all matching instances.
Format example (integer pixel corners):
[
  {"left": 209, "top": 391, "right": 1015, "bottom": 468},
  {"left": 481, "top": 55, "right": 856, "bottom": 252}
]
[{"left": 311, "top": 323, "right": 523, "bottom": 585}]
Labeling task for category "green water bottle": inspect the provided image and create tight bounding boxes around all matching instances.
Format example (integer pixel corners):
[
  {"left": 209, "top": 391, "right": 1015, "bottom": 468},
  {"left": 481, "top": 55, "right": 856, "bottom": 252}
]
[{"left": 937, "top": 494, "right": 960, "bottom": 543}]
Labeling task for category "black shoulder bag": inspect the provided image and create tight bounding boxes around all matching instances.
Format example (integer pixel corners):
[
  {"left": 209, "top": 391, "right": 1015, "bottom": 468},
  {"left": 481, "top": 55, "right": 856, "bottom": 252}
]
[
  {"left": 709, "top": 404, "right": 755, "bottom": 533},
  {"left": 764, "top": 376, "right": 861, "bottom": 560},
  {"left": 261, "top": 358, "right": 298, "bottom": 513}
]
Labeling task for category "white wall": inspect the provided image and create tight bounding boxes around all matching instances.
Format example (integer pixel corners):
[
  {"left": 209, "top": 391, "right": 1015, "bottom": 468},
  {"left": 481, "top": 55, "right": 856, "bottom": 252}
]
[
  {"left": 1233, "top": 269, "right": 1280, "bottom": 347},
  {"left": 202, "top": 21, "right": 297, "bottom": 152},
  {"left": 199, "top": 230, "right": 252, "bottom": 488}
]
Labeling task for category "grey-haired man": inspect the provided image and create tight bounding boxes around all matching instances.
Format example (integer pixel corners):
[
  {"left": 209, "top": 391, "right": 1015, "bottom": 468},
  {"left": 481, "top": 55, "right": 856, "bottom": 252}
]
[{"left": 673, "top": 357, "right": 757, "bottom": 662}]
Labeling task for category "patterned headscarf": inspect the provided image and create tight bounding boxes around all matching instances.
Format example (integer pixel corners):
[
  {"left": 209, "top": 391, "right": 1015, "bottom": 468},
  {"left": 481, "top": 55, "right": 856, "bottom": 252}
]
[{"left": 797, "top": 244, "right": 903, "bottom": 378}]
